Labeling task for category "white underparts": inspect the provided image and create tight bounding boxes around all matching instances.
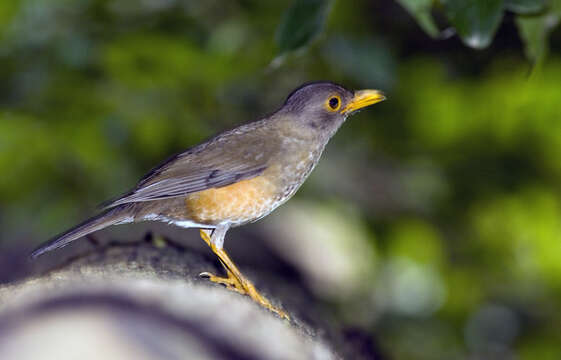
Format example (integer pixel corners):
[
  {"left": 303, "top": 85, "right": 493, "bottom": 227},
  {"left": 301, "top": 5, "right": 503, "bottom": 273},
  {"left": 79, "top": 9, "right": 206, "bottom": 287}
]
[{"left": 140, "top": 213, "right": 215, "bottom": 229}]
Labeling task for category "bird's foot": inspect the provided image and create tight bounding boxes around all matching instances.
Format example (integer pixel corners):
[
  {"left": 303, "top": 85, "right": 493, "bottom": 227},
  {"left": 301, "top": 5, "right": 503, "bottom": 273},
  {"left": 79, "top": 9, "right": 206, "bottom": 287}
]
[
  {"left": 199, "top": 269, "right": 289, "bottom": 320},
  {"left": 199, "top": 269, "right": 245, "bottom": 294},
  {"left": 199, "top": 229, "right": 290, "bottom": 320}
]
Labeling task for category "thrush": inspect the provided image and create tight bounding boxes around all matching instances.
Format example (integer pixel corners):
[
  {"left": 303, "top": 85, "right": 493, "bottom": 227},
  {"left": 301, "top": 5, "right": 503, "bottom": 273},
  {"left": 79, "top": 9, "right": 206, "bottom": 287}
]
[{"left": 31, "top": 82, "right": 385, "bottom": 319}]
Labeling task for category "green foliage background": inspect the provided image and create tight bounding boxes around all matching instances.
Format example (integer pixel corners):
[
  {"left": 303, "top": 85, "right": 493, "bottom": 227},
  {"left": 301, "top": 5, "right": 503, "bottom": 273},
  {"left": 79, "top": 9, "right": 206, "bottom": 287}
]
[{"left": 2, "top": 0, "right": 561, "bottom": 358}]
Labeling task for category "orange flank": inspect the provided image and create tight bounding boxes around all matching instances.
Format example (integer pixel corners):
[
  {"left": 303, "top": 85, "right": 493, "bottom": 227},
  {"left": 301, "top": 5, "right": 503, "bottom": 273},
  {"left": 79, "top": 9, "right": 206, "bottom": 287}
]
[{"left": 185, "top": 175, "right": 277, "bottom": 225}]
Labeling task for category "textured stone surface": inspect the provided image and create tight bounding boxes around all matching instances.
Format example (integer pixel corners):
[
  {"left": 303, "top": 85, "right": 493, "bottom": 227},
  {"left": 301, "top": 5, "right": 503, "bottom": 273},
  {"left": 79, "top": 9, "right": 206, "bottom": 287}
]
[{"left": 0, "top": 238, "right": 339, "bottom": 360}]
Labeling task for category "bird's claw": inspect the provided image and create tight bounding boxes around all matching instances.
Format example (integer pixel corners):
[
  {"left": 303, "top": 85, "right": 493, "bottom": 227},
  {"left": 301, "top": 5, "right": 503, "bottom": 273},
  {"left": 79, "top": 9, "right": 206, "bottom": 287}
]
[
  {"left": 199, "top": 271, "right": 245, "bottom": 294},
  {"left": 199, "top": 270, "right": 290, "bottom": 320}
]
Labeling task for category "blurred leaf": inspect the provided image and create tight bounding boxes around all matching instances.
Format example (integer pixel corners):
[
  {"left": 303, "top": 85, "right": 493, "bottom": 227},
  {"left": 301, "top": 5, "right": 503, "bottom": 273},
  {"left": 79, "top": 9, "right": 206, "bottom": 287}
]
[
  {"left": 471, "top": 187, "right": 561, "bottom": 286},
  {"left": 386, "top": 218, "right": 444, "bottom": 266},
  {"left": 505, "top": 0, "right": 547, "bottom": 14},
  {"left": 395, "top": 0, "right": 439, "bottom": 37},
  {"left": 443, "top": 0, "right": 504, "bottom": 49},
  {"left": 102, "top": 34, "right": 238, "bottom": 89},
  {"left": 208, "top": 20, "right": 249, "bottom": 55},
  {"left": 275, "top": 0, "right": 331, "bottom": 54},
  {"left": 519, "top": 338, "right": 561, "bottom": 360},
  {"left": 0, "top": 1, "right": 19, "bottom": 33},
  {"left": 515, "top": 0, "right": 561, "bottom": 63},
  {"left": 322, "top": 35, "right": 396, "bottom": 89},
  {"left": 398, "top": 57, "right": 561, "bottom": 182},
  {"left": 516, "top": 15, "right": 560, "bottom": 63}
]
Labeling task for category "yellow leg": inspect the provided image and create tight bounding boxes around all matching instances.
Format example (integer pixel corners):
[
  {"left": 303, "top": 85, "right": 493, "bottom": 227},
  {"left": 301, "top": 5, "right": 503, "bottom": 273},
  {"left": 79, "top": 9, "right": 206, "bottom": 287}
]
[{"left": 199, "top": 229, "right": 289, "bottom": 320}]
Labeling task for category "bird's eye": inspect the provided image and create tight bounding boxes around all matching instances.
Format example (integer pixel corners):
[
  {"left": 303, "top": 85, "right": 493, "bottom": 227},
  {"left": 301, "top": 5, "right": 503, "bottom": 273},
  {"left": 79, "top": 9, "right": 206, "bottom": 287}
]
[{"left": 325, "top": 95, "right": 341, "bottom": 112}]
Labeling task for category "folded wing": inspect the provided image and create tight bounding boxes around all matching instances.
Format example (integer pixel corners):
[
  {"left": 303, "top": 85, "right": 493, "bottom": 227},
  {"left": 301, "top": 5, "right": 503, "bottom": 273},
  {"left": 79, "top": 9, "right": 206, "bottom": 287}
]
[{"left": 104, "top": 122, "right": 276, "bottom": 208}]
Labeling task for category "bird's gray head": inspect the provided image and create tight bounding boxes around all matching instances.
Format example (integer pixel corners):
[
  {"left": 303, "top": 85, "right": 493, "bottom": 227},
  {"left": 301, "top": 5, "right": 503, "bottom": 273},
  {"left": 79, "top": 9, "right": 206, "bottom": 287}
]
[{"left": 279, "top": 82, "right": 385, "bottom": 139}]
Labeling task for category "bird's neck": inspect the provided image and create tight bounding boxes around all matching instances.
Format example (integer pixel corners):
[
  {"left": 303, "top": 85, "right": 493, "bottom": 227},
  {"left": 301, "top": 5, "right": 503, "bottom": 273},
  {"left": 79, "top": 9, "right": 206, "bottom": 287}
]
[{"left": 269, "top": 110, "right": 332, "bottom": 144}]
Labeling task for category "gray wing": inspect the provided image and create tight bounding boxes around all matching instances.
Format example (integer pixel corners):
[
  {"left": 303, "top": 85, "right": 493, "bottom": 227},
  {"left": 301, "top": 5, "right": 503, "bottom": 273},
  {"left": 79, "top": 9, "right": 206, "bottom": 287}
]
[{"left": 104, "top": 122, "right": 276, "bottom": 208}]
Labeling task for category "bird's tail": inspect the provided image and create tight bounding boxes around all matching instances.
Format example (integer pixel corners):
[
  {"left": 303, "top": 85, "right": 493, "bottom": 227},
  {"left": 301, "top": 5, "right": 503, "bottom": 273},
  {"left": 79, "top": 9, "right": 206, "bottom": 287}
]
[{"left": 30, "top": 205, "right": 133, "bottom": 259}]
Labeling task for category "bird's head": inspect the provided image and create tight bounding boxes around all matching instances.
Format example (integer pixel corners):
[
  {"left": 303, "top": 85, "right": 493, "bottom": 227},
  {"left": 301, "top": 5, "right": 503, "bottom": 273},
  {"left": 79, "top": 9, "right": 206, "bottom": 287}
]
[{"left": 279, "top": 82, "right": 385, "bottom": 139}]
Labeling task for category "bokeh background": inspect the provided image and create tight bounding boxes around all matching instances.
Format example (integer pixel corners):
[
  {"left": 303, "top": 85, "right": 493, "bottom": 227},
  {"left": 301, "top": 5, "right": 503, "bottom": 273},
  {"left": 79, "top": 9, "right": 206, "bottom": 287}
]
[{"left": 2, "top": 0, "right": 561, "bottom": 358}]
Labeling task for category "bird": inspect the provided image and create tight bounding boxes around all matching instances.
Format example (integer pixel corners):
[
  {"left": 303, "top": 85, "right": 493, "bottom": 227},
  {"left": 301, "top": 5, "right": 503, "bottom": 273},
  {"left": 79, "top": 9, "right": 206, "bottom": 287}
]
[{"left": 31, "top": 82, "right": 385, "bottom": 319}]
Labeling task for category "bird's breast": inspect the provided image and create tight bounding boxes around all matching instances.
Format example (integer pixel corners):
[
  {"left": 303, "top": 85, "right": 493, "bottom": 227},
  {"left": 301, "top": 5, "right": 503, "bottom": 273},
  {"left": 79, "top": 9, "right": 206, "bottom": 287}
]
[
  {"left": 184, "top": 174, "right": 279, "bottom": 226},
  {"left": 184, "top": 141, "right": 323, "bottom": 226}
]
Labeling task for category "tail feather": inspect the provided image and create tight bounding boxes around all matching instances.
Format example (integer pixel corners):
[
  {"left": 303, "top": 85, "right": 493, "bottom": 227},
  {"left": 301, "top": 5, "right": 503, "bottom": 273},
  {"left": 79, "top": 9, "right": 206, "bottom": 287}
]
[{"left": 30, "top": 205, "right": 133, "bottom": 259}]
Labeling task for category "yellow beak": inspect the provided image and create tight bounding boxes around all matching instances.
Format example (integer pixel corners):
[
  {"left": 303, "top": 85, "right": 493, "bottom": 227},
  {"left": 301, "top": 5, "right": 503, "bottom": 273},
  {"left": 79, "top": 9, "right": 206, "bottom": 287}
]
[{"left": 341, "top": 89, "right": 386, "bottom": 114}]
